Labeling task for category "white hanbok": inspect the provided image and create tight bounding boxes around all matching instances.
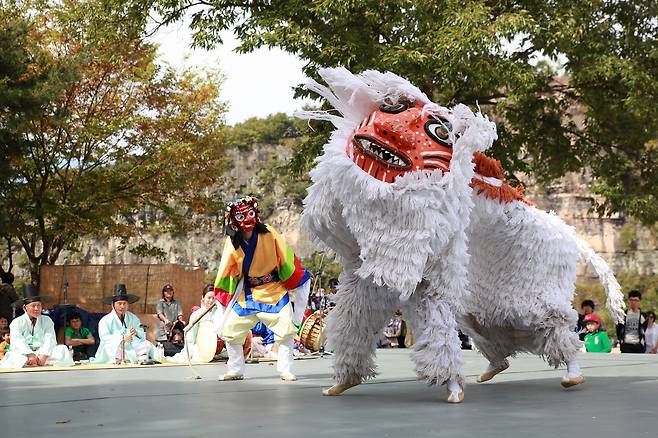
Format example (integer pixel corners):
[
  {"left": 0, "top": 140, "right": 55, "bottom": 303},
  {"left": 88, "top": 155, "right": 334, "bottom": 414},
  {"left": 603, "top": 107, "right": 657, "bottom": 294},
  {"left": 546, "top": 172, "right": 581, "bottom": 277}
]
[
  {"left": 92, "top": 310, "right": 156, "bottom": 364},
  {"left": 0, "top": 313, "right": 74, "bottom": 368},
  {"left": 168, "top": 303, "right": 218, "bottom": 363}
]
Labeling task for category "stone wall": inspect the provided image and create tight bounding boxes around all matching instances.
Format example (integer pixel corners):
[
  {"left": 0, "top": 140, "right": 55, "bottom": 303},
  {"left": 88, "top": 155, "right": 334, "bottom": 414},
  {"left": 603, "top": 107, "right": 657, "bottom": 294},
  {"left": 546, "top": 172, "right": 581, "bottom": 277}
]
[
  {"left": 524, "top": 171, "right": 658, "bottom": 280},
  {"left": 9, "top": 143, "right": 658, "bottom": 284}
]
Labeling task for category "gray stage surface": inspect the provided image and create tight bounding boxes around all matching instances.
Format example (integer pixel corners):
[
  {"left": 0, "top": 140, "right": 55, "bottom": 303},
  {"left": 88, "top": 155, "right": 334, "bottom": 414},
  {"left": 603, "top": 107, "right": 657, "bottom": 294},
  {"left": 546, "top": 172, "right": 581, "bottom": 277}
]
[{"left": 1, "top": 350, "right": 656, "bottom": 437}]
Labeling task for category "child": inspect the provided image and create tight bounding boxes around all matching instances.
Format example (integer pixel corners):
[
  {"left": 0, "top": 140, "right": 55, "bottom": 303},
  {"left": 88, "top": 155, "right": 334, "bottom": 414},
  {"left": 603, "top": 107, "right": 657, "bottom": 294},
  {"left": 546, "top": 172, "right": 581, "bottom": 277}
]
[
  {"left": 65, "top": 312, "right": 95, "bottom": 361},
  {"left": 0, "top": 329, "right": 10, "bottom": 359},
  {"left": 583, "top": 313, "right": 611, "bottom": 353},
  {"left": 0, "top": 315, "right": 8, "bottom": 330}
]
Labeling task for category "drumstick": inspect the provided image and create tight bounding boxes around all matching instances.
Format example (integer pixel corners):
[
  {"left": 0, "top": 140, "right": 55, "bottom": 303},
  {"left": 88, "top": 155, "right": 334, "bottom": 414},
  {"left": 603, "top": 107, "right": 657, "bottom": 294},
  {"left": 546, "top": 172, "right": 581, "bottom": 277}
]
[
  {"left": 183, "top": 279, "right": 244, "bottom": 380},
  {"left": 183, "top": 302, "right": 216, "bottom": 380},
  {"left": 184, "top": 301, "right": 217, "bottom": 333}
]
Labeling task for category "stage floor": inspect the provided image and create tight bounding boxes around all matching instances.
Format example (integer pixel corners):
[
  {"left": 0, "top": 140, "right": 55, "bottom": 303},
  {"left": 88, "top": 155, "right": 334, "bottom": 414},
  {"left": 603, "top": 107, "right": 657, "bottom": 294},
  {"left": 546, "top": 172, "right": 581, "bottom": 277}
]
[{"left": 1, "top": 350, "right": 656, "bottom": 437}]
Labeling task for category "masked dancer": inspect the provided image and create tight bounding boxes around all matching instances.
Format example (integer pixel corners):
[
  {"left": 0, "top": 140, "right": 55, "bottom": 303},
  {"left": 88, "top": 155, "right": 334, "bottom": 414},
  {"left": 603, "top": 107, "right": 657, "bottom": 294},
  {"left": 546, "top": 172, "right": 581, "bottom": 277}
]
[{"left": 214, "top": 196, "right": 310, "bottom": 381}]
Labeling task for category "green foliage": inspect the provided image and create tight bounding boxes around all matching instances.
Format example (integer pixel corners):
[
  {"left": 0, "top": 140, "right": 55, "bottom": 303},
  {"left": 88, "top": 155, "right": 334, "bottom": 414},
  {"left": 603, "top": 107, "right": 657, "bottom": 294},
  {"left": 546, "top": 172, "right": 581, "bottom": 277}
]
[
  {"left": 0, "top": 0, "right": 228, "bottom": 284},
  {"left": 301, "top": 252, "right": 342, "bottom": 290},
  {"left": 223, "top": 112, "right": 303, "bottom": 150},
  {"left": 153, "top": 0, "right": 658, "bottom": 224}
]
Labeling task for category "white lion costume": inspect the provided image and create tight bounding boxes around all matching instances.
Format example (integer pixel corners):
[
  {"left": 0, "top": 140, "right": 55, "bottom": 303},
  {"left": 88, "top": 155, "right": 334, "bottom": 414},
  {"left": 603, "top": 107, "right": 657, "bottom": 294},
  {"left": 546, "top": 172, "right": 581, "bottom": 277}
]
[{"left": 298, "top": 67, "right": 626, "bottom": 403}]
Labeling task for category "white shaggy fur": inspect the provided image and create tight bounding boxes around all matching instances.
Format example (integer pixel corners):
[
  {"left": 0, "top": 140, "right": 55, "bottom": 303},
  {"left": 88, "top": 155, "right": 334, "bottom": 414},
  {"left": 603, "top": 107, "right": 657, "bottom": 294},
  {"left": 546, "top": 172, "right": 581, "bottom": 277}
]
[{"left": 297, "top": 68, "right": 625, "bottom": 399}]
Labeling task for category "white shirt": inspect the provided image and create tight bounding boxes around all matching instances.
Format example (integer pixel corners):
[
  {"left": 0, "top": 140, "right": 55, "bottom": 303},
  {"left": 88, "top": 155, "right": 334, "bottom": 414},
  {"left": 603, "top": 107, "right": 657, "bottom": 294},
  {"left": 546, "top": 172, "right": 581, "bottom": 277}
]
[{"left": 644, "top": 324, "right": 658, "bottom": 353}]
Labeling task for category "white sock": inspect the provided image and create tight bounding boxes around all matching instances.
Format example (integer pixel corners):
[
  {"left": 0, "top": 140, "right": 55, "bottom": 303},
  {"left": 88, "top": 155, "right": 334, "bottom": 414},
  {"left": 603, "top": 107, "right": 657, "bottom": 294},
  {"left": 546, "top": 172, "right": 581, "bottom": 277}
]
[
  {"left": 447, "top": 378, "right": 462, "bottom": 393},
  {"left": 566, "top": 359, "right": 581, "bottom": 378},
  {"left": 276, "top": 336, "right": 294, "bottom": 374},
  {"left": 226, "top": 342, "right": 246, "bottom": 376}
]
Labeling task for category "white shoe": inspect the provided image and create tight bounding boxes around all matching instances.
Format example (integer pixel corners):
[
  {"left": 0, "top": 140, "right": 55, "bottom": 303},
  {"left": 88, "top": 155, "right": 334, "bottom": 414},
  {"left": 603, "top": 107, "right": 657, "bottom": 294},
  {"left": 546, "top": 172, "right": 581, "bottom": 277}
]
[
  {"left": 477, "top": 359, "right": 509, "bottom": 383},
  {"left": 280, "top": 371, "right": 297, "bottom": 381},
  {"left": 219, "top": 374, "right": 244, "bottom": 381},
  {"left": 322, "top": 382, "right": 360, "bottom": 396},
  {"left": 446, "top": 390, "right": 465, "bottom": 404}
]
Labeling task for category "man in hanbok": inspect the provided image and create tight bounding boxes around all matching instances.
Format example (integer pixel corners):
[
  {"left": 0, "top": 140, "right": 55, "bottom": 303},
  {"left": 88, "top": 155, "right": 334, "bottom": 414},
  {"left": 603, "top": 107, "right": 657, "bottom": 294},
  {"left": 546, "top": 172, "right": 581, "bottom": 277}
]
[
  {"left": 0, "top": 285, "right": 73, "bottom": 368},
  {"left": 92, "top": 284, "right": 157, "bottom": 364},
  {"left": 214, "top": 196, "right": 311, "bottom": 381}
]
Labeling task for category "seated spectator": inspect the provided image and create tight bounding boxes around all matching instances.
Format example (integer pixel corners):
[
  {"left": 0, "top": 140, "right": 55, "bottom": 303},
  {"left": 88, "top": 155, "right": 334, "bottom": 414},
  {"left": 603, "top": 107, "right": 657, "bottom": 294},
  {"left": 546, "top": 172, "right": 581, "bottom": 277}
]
[
  {"left": 251, "top": 321, "right": 276, "bottom": 359},
  {"left": 190, "top": 284, "right": 214, "bottom": 314},
  {"left": 644, "top": 311, "right": 657, "bottom": 354},
  {"left": 308, "top": 288, "right": 328, "bottom": 313},
  {"left": 0, "top": 329, "right": 9, "bottom": 359},
  {"left": 382, "top": 310, "right": 403, "bottom": 348},
  {"left": 583, "top": 313, "right": 611, "bottom": 353},
  {"left": 92, "top": 284, "right": 157, "bottom": 364},
  {"left": 0, "top": 315, "right": 8, "bottom": 330},
  {"left": 162, "top": 321, "right": 185, "bottom": 357},
  {"left": 155, "top": 283, "right": 185, "bottom": 345},
  {"left": 0, "top": 285, "right": 73, "bottom": 368},
  {"left": 64, "top": 312, "right": 95, "bottom": 361}
]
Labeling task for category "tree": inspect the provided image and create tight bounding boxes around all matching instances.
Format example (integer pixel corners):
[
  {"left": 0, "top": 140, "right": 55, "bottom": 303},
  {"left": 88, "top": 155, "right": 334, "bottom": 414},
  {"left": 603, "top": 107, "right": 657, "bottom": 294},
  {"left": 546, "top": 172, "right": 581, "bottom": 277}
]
[
  {"left": 151, "top": 0, "right": 658, "bottom": 224},
  {"left": 0, "top": 1, "right": 228, "bottom": 285}
]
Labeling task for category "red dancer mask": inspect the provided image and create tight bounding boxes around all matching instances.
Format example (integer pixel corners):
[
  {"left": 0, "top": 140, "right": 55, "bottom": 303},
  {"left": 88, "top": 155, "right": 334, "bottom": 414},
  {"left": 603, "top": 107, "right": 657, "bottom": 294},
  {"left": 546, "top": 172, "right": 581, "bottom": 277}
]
[{"left": 226, "top": 196, "right": 260, "bottom": 233}]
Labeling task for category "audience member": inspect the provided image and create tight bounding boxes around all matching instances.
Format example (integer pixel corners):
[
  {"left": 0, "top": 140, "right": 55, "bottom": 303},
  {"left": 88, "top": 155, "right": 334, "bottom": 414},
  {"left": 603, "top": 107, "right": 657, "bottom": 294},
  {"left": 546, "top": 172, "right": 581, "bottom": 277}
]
[
  {"left": 326, "top": 278, "right": 339, "bottom": 309},
  {"left": 616, "top": 290, "right": 647, "bottom": 354},
  {"left": 93, "top": 284, "right": 157, "bottom": 364},
  {"left": 64, "top": 312, "right": 95, "bottom": 361},
  {"left": 162, "top": 325, "right": 185, "bottom": 356},
  {"left": 251, "top": 321, "right": 276, "bottom": 358},
  {"left": 190, "top": 284, "right": 214, "bottom": 314},
  {"left": 644, "top": 311, "right": 657, "bottom": 354},
  {"left": 168, "top": 288, "right": 218, "bottom": 363},
  {"left": 155, "top": 283, "right": 185, "bottom": 344},
  {"left": 576, "top": 299, "right": 596, "bottom": 341},
  {"left": 382, "top": 310, "right": 403, "bottom": 348},
  {"left": 0, "top": 285, "right": 73, "bottom": 368},
  {"left": 308, "top": 288, "right": 328, "bottom": 312},
  {"left": 0, "top": 315, "right": 8, "bottom": 330},
  {"left": 0, "top": 272, "right": 19, "bottom": 321},
  {"left": 583, "top": 313, "right": 611, "bottom": 353},
  {"left": 0, "top": 329, "right": 9, "bottom": 359}
]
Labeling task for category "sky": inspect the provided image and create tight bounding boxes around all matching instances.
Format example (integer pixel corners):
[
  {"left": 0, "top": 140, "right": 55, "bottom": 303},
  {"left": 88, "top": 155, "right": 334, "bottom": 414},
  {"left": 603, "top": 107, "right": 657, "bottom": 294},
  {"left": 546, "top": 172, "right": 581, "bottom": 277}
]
[{"left": 149, "top": 21, "right": 311, "bottom": 125}]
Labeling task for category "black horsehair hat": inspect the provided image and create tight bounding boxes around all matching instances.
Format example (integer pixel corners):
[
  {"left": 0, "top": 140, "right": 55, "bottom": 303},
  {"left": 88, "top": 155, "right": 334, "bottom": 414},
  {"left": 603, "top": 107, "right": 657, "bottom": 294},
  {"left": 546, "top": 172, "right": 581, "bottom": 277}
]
[
  {"left": 13, "top": 284, "right": 52, "bottom": 308},
  {"left": 102, "top": 284, "right": 140, "bottom": 305}
]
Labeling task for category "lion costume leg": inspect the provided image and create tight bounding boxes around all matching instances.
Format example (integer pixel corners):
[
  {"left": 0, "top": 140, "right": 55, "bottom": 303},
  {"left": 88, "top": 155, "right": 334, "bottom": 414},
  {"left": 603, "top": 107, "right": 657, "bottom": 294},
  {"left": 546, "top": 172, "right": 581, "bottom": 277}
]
[
  {"left": 404, "top": 289, "right": 465, "bottom": 403},
  {"left": 323, "top": 266, "right": 399, "bottom": 396},
  {"left": 536, "top": 308, "right": 584, "bottom": 388}
]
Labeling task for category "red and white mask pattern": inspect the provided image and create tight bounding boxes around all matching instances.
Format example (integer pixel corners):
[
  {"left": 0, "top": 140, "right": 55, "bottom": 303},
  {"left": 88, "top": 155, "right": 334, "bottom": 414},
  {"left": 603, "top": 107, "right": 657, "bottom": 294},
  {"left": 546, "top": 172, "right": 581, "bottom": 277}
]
[
  {"left": 231, "top": 203, "right": 258, "bottom": 233},
  {"left": 348, "top": 100, "right": 453, "bottom": 183}
]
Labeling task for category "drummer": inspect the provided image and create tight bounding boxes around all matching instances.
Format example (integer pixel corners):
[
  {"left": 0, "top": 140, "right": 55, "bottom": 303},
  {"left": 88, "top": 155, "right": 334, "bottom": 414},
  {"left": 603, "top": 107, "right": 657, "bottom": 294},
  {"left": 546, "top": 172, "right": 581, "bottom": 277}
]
[
  {"left": 167, "top": 288, "right": 218, "bottom": 363},
  {"left": 213, "top": 196, "right": 311, "bottom": 382}
]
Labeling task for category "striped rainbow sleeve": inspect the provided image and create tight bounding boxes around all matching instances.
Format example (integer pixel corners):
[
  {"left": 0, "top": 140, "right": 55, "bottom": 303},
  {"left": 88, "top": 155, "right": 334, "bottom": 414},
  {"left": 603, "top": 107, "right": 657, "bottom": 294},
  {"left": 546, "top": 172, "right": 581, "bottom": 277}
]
[
  {"left": 214, "top": 238, "right": 240, "bottom": 306},
  {"left": 271, "top": 226, "right": 310, "bottom": 290}
]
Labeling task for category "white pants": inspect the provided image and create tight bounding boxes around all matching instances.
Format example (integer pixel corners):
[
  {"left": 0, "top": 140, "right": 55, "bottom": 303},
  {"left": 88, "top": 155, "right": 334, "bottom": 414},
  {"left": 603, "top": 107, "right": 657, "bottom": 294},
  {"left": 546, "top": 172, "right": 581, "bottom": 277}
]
[
  {"left": 226, "top": 335, "right": 294, "bottom": 376},
  {"left": 0, "top": 345, "right": 74, "bottom": 369}
]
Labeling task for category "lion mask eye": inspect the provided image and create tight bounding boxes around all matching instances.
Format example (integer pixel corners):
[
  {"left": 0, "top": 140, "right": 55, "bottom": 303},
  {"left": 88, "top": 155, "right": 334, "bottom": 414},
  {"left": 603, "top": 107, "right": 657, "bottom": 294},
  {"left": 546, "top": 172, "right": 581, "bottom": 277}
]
[
  {"left": 379, "top": 101, "right": 408, "bottom": 114},
  {"left": 424, "top": 116, "right": 453, "bottom": 146}
]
